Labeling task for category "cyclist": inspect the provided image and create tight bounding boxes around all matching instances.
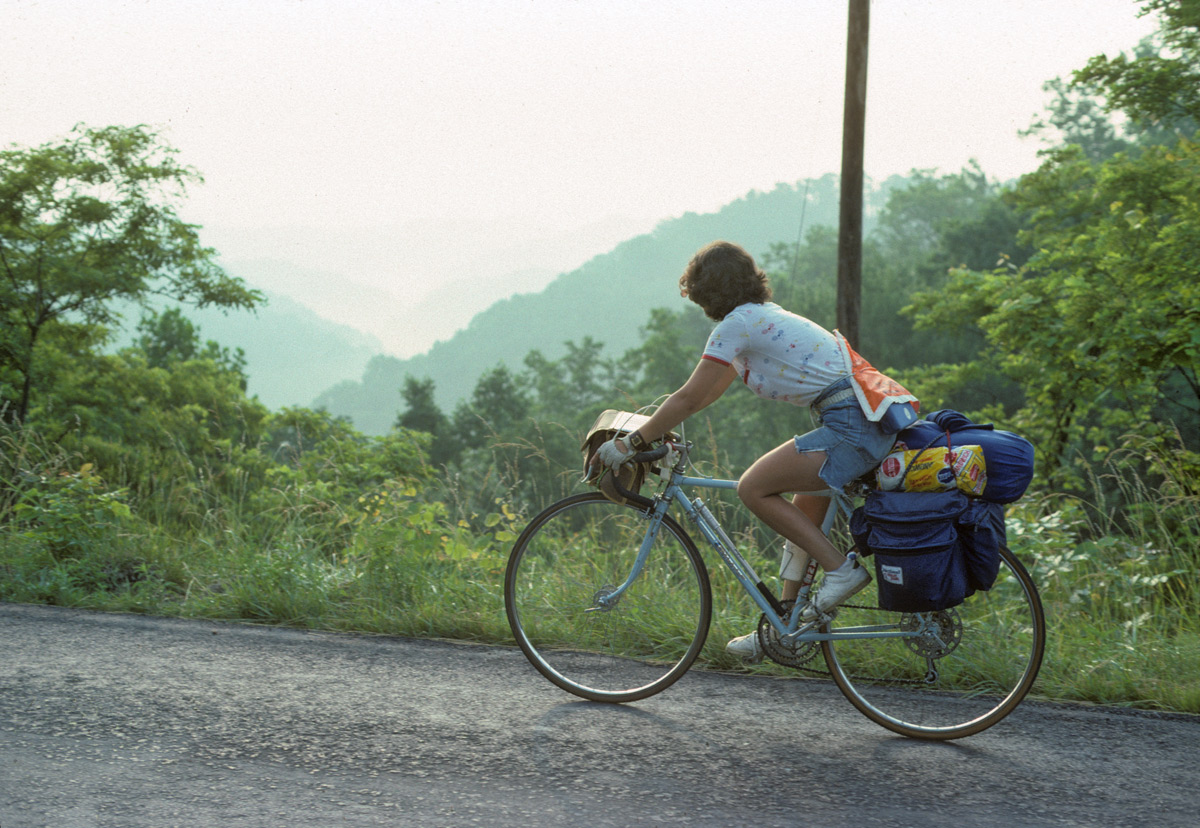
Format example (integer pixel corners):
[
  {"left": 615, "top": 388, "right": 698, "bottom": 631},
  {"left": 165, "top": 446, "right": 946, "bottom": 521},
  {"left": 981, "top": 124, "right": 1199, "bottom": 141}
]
[{"left": 595, "top": 240, "right": 917, "bottom": 661}]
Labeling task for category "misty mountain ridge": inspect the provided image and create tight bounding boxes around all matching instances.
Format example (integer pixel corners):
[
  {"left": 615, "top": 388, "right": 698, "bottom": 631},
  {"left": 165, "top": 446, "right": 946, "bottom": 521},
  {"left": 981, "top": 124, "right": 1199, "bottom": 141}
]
[
  {"left": 313, "top": 174, "right": 902, "bottom": 435},
  {"left": 219, "top": 257, "right": 557, "bottom": 364},
  {"left": 203, "top": 212, "right": 658, "bottom": 359},
  {"left": 106, "top": 289, "right": 384, "bottom": 411}
]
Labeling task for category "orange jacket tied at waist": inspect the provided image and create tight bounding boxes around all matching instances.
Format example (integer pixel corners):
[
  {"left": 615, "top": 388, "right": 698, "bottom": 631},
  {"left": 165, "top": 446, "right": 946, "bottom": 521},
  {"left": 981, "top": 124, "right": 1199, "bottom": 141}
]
[{"left": 834, "top": 331, "right": 919, "bottom": 422}]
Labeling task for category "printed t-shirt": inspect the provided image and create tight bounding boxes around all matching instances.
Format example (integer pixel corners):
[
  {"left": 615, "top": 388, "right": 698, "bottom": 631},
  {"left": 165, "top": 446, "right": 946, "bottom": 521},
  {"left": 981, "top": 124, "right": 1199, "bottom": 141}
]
[{"left": 701, "top": 302, "right": 847, "bottom": 405}]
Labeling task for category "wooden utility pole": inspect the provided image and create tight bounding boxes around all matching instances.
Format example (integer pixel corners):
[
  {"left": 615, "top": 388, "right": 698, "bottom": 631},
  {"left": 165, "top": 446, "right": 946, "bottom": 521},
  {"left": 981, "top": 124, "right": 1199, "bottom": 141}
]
[{"left": 837, "top": 0, "right": 869, "bottom": 348}]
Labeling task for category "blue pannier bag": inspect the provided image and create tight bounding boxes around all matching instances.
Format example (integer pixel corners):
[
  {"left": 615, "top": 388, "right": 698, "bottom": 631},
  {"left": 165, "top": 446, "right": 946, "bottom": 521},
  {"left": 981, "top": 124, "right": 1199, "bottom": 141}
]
[
  {"left": 850, "top": 489, "right": 972, "bottom": 612},
  {"left": 960, "top": 498, "right": 1005, "bottom": 592},
  {"left": 896, "top": 410, "right": 1034, "bottom": 503}
]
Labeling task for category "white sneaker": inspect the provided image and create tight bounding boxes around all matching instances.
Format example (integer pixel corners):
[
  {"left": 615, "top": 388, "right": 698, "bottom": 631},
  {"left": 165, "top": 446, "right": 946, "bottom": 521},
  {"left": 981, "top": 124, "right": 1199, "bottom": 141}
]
[
  {"left": 725, "top": 631, "right": 765, "bottom": 663},
  {"left": 803, "top": 555, "right": 871, "bottom": 619}
]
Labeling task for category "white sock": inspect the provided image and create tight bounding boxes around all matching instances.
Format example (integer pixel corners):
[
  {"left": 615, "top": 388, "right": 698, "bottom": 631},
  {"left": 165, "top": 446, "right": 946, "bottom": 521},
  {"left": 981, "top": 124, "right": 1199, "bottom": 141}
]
[{"left": 779, "top": 540, "right": 810, "bottom": 581}]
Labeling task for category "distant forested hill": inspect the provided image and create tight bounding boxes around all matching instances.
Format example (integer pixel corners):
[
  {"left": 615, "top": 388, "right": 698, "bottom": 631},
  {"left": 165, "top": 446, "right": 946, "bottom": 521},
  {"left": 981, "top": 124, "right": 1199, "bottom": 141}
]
[
  {"left": 193, "top": 291, "right": 384, "bottom": 410},
  {"left": 314, "top": 175, "right": 902, "bottom": 434},
  {"left": 111, "top": 290, "right": 384, "bottom": 411}
]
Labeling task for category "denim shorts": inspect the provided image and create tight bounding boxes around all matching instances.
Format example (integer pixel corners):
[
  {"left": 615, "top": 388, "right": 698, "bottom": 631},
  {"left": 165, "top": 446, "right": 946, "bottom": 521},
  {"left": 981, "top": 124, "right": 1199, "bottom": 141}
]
[{"left": 795, "top": 381, "right": 897, "bottom": 490}]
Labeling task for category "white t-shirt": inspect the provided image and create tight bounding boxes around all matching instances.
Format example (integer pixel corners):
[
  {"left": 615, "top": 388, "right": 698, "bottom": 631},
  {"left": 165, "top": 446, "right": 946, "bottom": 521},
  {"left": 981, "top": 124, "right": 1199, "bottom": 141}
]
[{"left": 701, "top": 302, "right": 848, "bottom": 405}]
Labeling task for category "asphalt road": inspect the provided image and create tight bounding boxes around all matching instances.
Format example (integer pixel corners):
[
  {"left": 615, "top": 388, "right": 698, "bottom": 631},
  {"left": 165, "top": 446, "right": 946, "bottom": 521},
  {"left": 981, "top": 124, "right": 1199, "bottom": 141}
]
[{"left": 1, "top": 602, "right": 1197, "bottom": 827}]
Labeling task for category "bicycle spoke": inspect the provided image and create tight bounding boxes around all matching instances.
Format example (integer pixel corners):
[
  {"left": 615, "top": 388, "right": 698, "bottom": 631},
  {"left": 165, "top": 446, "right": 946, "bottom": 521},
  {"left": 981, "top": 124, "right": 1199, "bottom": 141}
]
[
  {"left": 821, "top": 546, "right": 1045, "bottom": 739},
  {"left": 505, "top": 493, "right": 712, "bottom": 703}
]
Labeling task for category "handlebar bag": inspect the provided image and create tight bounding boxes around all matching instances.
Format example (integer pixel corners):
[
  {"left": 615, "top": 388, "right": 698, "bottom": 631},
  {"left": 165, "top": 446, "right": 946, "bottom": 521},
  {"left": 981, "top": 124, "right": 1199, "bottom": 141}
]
[
  {"left": 849, "top": 489, "right": 973, "bottom": 612},
  {"left": 581, "top": 410, "right": 677, "bottom": 505}
]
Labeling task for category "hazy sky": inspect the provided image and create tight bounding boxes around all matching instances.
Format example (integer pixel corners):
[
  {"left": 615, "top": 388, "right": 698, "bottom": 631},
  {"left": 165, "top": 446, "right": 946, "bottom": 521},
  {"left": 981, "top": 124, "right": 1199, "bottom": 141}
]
[{"left": 3, "top": 0, "right": 1159, "bottom": 355}]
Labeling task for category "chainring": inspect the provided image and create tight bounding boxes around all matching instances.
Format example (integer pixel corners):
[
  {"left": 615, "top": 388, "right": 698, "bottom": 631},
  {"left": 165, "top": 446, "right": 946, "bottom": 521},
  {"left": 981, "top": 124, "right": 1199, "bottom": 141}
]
[{"left": 758, "top": 601, "right": 821, "bottom": 668}]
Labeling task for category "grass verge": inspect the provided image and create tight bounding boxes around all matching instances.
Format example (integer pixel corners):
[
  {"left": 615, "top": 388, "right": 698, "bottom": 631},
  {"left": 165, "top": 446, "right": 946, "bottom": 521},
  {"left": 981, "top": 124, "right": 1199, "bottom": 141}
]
[{"left": 2, "top": 448, "right": 1197, "bottom": 714}]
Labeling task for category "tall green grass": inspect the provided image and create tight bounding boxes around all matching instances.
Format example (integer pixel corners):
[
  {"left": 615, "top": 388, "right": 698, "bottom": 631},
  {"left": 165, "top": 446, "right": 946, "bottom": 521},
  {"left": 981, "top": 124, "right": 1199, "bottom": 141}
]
[
  {"left": 1, "top": 426, "right": 1198, "bottom": 714},
  {"left": 1008, "top": 438, "right": 1200, "bottom": 711}
]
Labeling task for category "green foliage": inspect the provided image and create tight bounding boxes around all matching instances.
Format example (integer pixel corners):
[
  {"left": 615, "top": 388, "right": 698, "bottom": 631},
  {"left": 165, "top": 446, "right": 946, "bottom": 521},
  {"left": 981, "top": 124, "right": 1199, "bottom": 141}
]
[
  {"left": 859, "top": 164, "right": 1029, "bottom": 373},
  {"left": 11, "top": 463, "right": 131, "bottom": 557},
  {"left": 0, "top": 455, "right": 188, "bottom": 612},
  {"left": 451, "top": 364, "right": 531, "bottom": 451},
  {"left": 902, "top": 3, "right": 1200, "bottom": 490},
  {"left": 1074, "top": 0, "right": 1200, "bottom": 138},
  {"left": 626, "top": 308, "right": 719, "bottom": 399},
  {"left": 236, "top": 407, "right": 431, "bottom": 557},
  {"left": 30, "top": 343, "right": 268, "bottom": 525},
  {"left": 1006, "top": 435, "right": 1200, "bottom": 709},
  {"left": 907, "top": 138, "right": 1199, "bottom": 489},
  {"left": 1023, "top": 76, "right": 1138, "bottom": 163},
  {"left": 137, "top": 307, "right": 247, "bottom": 377},
  {"left": 396, "top": 376, "right": 453, "bottom": 466},
  {"left": 266, "top": 406, "right": 427, "bottom": 492},
  {"left": 0, "top": 124, "right": 262, "bottom": 423}
]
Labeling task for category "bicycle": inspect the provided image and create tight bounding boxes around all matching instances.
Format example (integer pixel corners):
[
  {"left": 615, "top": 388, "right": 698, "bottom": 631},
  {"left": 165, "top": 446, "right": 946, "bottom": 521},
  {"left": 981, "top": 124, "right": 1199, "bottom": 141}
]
[{"left": 504, "top": 437, "right": 1046, "bottom": 741}]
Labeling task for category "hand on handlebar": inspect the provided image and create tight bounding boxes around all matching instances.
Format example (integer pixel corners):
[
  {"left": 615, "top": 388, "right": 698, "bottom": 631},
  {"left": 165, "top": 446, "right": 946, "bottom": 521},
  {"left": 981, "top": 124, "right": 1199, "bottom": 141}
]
[{"left": 595, "top": 434, "right": 635, "bottom": 470}]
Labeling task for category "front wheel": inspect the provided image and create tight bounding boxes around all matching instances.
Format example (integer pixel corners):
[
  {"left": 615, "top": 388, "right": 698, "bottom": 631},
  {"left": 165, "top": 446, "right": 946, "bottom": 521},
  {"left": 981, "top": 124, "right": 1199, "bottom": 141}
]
[
  {"left": 504, "top": 492, "right": 712, "bottom": 703},
  {"left": 821, "top": 545, "right": 1045, "bottom": 740}
]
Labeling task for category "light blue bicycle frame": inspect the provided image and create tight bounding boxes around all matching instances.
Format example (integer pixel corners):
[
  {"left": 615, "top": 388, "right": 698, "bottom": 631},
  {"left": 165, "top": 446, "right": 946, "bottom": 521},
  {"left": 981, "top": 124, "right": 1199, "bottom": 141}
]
[{"left": 602, "top": 466, "right": 923, "bottom": 647}]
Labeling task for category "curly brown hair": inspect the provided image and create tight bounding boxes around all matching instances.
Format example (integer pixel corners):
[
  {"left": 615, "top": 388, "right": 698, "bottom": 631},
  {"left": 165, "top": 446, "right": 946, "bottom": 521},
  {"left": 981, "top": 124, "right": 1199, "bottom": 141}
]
[{"left": 678, "top": 241, "right": 773, "bottom": 321}]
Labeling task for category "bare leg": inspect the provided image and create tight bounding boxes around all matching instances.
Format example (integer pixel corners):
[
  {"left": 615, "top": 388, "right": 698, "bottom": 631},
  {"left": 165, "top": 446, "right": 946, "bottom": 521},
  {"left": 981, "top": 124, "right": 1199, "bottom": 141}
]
[
  {"left": 738, "top": 441, "right": 846, "bottom": 582},
  {"left": 778, "top": 492, "right": 831, "bottom": 601}
]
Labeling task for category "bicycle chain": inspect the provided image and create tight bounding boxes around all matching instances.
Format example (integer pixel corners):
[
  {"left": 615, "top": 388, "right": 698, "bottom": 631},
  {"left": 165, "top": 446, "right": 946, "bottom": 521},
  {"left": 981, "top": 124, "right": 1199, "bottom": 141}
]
[{"left": 765, "top": 602, "right": 952, "bottom": 687}]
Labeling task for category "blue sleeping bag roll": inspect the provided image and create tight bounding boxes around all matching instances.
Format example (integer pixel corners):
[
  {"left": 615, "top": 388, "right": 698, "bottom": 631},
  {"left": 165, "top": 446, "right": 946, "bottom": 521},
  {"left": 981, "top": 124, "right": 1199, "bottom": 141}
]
[{"left": 896, "top": 410, "right": 1035, "bottom": 503}]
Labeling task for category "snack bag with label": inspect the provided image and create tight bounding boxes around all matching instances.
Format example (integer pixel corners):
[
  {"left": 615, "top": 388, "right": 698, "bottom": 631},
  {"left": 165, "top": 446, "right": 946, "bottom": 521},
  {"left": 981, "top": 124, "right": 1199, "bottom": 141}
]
[{"left": 876, "top": 444, "right": 987, "bottom": 496}]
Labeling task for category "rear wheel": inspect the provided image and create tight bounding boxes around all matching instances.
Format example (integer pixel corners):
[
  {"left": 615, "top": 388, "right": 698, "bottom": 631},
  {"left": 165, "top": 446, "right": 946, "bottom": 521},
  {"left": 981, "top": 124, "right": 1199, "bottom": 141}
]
[
  {"left": 822, "top": 546, "right": 1045, "bottom": 739},
  {"left": 505, "top": 493, "right": 712, "bottom": 703}
]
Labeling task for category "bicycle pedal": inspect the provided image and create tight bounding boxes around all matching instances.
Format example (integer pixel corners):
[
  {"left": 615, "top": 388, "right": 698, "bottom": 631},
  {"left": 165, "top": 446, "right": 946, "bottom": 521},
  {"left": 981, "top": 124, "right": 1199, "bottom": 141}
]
[{"left": 800, "top": 603, "right": 838, "bottom": 623}]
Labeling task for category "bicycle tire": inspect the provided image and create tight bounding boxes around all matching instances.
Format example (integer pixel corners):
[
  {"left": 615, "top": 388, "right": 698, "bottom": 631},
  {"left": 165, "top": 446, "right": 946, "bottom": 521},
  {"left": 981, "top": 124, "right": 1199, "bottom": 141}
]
[
  {"left": 821, "top": 545, "right": 1045, "bottom": 740},
  {"left": 504, "top": 492, "right": 712, "bottom": 703}
]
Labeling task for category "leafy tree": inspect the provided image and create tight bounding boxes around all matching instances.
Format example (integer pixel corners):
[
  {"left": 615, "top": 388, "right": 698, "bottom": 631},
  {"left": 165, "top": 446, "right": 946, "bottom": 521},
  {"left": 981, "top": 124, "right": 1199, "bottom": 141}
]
[
  {"left": 1022, "top": 76, "right": 1137, "bottom": 164},
  {"left": 862, "top": 166, "right": 1027, "bottom": 372},
  {"left": 523, "top": 338, "right": 624, "bottom": 450},
  {"left": 1074, "top": 0, "right": 1200, "bottom": 140},
  {"left": 451, "top": 365, "right": 531, "bottom": 450},
  {"left": 0, "top": 124, "right": 261, "bottom": 424},
  {"left": 39, "top": 335, "right": 269, "bottom": 516},
  {"left": 907, "top": 14, "right": 1200, "bottom": 489},
  {"left": 397, "top": 376, "right": 445, "bottom": 435},
  {"left": 137, "top": 307, "right": 247, "bottom": 381},
  {"left": 265, "top": 406, "right": 428, "bottom": 492},
  {"left": 396, "top": 375, "right": 455, "bottom": 466},
  {"left": 557, "top": 337, "right": 623, "bottom": 414},
  {"left": 761, "top": 227, "right": 837, "bottom": 332},
  {"left": 516, "top": 338, "right": 631, "bottom": 489}
]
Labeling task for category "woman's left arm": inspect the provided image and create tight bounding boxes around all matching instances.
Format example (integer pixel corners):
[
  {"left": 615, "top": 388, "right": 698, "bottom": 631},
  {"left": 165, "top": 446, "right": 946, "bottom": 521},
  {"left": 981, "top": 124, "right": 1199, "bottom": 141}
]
[
  {"left": 594, "top": 359, "right": 736, "bottom": 470},
  {"left": 633, "top": 358, "right": 737, "bottom": 443}
]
